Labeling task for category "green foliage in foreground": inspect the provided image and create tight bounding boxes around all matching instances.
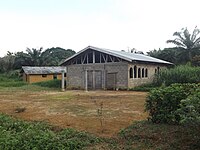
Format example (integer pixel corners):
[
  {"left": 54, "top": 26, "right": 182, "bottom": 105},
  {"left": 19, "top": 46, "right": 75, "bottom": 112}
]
[
  {"left": 118, "top": 121, "right": 200, "bottom": 150},
  {"left": 0, "top": 114, "right": 100, "bottom": 150},
  {"left": 1, "top": 114, "right": 199, "bottom": 150},
  {"left": 146, "top": 83, "right": 200, "bottom": 124},
  {"left": 154, "top": 65, "right": 200, "bottom": 86},
  {"left": 1, "top": 111, "right": 200, "bottom": 149},
  {"left": 177, "top": 88, "right": 200, "bottom": 125},
  {"left": 33, "top": 79, "right": 61, "bottom": 88}
]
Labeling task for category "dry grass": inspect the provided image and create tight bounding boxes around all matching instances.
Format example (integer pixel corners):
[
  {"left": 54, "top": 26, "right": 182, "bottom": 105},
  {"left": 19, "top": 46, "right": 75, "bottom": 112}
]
[{"left": 0, "top": 88, "right": 148, "bottom": 137}]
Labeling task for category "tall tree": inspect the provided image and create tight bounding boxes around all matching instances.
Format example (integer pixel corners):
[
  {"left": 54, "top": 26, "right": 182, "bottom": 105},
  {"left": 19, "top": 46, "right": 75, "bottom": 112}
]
[
  {"left": 14, "top": 47, "right": 75, "bottom": 69},
  {"left": 166, "top": 27, "right": 200, "bottom": 62},
  {"left": 147, "top": 48, "right": 177, "bottom": 64},
  {"left": 44, "top": 47, "right": 76, "bottom": 65},
  {"left": 0, "top": 51, "right": 15, "bottom": 72}
]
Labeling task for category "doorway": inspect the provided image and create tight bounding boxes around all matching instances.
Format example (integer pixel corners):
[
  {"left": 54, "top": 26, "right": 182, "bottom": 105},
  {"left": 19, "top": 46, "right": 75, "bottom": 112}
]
[
  {"left": 106, "top": 73, "right": 117, "bottom": 90},
  {"left": 87, "top": 70, "right": 102, "bottom": 90}
]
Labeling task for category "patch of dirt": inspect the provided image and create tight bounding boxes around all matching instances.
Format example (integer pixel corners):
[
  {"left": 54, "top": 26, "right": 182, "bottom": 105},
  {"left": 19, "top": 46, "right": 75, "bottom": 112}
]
[{"left": 0, "top": 90, "right": 148, "bottom": 137}]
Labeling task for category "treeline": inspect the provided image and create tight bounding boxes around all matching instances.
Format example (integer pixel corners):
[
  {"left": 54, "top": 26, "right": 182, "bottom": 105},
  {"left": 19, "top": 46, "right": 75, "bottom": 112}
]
[
  {"left": 148, "top": 27, "right": 200, "bottom": 66},
  {"left": 147, "top": 47, "right": 200, "bottom": 65},
  {"left": 0, "top": 47, "right": 75, "bottom": 73}
]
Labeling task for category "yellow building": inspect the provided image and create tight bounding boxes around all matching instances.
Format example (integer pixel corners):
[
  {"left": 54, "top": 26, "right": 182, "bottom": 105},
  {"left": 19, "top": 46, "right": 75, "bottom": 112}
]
[{"left": 21, "top": 66, "right": 66, "bottom": 83}]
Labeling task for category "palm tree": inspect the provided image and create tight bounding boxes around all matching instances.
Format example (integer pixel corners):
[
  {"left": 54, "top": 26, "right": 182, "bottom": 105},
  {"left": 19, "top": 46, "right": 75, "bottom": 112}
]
[
  {"left": 26, "top": 47, "right": 43, "bottom": 66},
  {"left": 167, "top": 27, "right": 200, "bottom": 62},
  {"left": 14, "top": 47, "right": 76, "bottom": 68}
]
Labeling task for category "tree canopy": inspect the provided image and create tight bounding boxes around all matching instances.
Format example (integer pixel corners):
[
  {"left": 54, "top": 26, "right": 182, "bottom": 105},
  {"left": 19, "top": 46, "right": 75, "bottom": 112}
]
[
  {"left": 148, "top": 27, "right": 200, "bottom": 65},
  {"left": 0, "top": 47, "right": 75, "bottom": 72},
  {"left": 166, "top": 27, "right": 200, "bottom": 62}
]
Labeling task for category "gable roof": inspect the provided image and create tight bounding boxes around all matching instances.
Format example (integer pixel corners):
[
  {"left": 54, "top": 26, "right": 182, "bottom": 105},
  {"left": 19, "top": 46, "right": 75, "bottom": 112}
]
[
  {"left": 61, "top": 46, "right": 173, "bottom": 65},
  {"left": 21, "top": 66, "right": 66, "bottom": 74}
]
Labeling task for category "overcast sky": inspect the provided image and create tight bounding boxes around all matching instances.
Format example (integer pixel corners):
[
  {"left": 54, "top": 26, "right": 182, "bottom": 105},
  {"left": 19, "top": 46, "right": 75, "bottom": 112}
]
[{"left": 0, "top": 0, "right": 199, "bottom": 57}]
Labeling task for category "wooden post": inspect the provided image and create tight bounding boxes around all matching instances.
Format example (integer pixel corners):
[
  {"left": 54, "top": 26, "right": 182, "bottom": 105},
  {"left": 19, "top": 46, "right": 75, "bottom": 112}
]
[
  {"left": 61, "top": 71, "right": 65, "bottom": 92},
  {"left": 85, "top": 70, "right": 88, "bottom": 92}
]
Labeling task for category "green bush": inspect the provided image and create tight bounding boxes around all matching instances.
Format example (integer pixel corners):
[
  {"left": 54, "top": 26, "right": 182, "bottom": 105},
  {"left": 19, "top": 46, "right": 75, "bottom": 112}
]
[
  {"left": 177, "top": 88, "right": 200, "bottom": 125},
  {"left": 0, "top": 72, "right": 26, "bottom": 87},
  {"left": 145, "top": 83, "right": 200, "bottom": 124},
  {"left": 33, "top": 79, "right": 61, "bottom": 88},
  {"left": 0, "top": 114, "right": 100, "bottom": 150},
  {"left": 154, "top": 65, "right": 200, "bottom": 86},
  {"left": 130, "top": 83, "right": 158, "bottom": 92}
]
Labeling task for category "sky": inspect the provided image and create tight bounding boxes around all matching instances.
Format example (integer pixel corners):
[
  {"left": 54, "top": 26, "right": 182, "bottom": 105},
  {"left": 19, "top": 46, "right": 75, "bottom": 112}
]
[{"left": 0, "top": 0, "right": 200, "bottom": 57}]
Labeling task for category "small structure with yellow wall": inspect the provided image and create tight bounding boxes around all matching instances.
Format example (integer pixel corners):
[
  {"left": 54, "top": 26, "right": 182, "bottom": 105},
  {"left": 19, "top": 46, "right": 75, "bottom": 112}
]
[{"left": 21, "top": 66, "right": 66, "bottom": 83}]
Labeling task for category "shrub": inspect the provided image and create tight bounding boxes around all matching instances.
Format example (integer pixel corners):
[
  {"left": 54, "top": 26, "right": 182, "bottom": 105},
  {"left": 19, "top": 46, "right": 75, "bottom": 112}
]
[
  {"left": 145, "top": 83, "right": 200, "bottom": 124},
  {"left": 0, "top": 114, "right": 100, "bottom": 150},
  {"left": 177, "top": 88, "right": 200, "bottom": 125},
  {"left": 33, "top": 79, "right": 61, "bottom": 88},
  {"left": 130, "top": 83, "right": 158, "bottom": 92},
  {"left": 0, "top": 73, "right": 26, "bottom": 87},
  {"left": 154, "top": 65, "right": 200, "bottom": 86}
]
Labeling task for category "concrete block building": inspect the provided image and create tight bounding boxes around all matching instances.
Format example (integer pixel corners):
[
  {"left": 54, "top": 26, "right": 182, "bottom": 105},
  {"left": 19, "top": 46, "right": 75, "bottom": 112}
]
[{"left": 61, "top": 46, "right": 173, "bottom": 90}]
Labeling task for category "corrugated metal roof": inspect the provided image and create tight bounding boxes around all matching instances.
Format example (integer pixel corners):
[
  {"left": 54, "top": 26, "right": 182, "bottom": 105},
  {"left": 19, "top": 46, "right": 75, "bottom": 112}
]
[
  {"left": 22, "top": 66, "right": 66, "bottom": 74},
  {"left": 61, "top": 46, "right": 173, "bottom": 65}
]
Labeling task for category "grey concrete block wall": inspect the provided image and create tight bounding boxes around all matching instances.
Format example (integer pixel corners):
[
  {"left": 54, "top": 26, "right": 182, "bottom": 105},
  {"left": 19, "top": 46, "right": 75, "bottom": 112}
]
[
  {"left": 66, "top": 61, "right": 168, "bottom": 90},
  {"left": 66, "top": 62, "right": 128, "bottom": 89},
  {"left": 128, "top": 63, "right": 167, "bottom": 88},
  {"left": 105, "top": 63, "right": 128, "bottom": 88}
]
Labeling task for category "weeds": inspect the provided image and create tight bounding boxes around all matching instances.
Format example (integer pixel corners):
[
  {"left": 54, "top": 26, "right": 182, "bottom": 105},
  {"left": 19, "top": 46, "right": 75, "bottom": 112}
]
[
  {"left": 97, "top": 102, "right": 104, "bottom": 133},
  {"left": 33, "top": 79, "right": 61, "bottom": 88},
  {"left": 92, "top": 99, "right": 105, "bottom": 133},
  {"left": 154, "top": 65, "right": 200, "bottom": 86},
  {"left": 0, "top": 113, "right": 100, "bottom": 150}
]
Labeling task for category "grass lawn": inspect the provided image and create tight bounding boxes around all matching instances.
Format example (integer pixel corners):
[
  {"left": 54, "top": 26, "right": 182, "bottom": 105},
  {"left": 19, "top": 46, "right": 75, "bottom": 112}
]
[{"left": 0, "top": 85, "right": 148, "bottom": 137}]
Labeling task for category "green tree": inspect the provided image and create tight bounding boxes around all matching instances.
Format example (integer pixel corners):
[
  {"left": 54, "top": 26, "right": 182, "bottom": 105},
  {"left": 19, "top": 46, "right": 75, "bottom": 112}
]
[
  {"left": 166, "top": 27, "right": 200, "bottom": 62},
  {"left": 192, "top": 55, "right": 200, "bottom": 66},
  {"left": 147, "top": 48, "right": 177, "bottom": 64},
  {"left": 44, "top": 47, "right": 75, "bottom": 65},
  {"left": 0, "top": 51, "right": 15, "bottom": 72},
  {"left": 14, "top": 47, "right": 75, "bottom": 69}
]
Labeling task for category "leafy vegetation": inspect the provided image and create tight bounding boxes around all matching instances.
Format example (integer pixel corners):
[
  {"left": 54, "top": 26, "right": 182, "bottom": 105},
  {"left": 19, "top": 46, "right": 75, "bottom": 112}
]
[
  {"left": 147, "top": 47, "right": 178, "bottom": 64},
  {"left": 130, "top": 83, "right": 158, "bottom": 92},
  {"left": 0, "top": 72, "right": 62, "bottom": 90},
  {"left": 1, "top": 113, "right": 199, "bottom": 150},
  {"left": 154, "top": 65, "right": 200, "bottom": 86},
  {"left": 0, "top": 72, "right": 27, "bottom": 87},
  {"left": 148, "top": 47, "right": 200, "bottom": 65},
  {"left": 166, "top": 27, "right": 200, "bottom": 62},
  {"left": 0, "top": 114, "right": 100, "bottom": 150},
  {"left": 177, "top": 87, "right": 200, "bottom": 125},
  {"left": 145, "top": 83, "right": 200, "bottom": 124},
  {"left": 0, "top": 47, "right": 75, "bottom": 73},
  {"left": 148, "top": 27, "right": 200, "bottom": 65},
  {"left": 118, "top": 121, "right": 200, "bottom": 150},
  {"left": 33, "top": 79, "right": 62, "bottom": 88}
]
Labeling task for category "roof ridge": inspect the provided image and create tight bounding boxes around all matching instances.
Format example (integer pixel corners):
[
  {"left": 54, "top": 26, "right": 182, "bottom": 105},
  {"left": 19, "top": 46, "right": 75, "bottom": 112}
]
[{"left": 60, "top": 46, "right": 173, "bottom": 65}]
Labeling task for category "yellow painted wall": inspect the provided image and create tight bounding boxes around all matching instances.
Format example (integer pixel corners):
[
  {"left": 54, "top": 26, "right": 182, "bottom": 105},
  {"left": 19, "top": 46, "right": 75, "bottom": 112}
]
[
  {"left": 23, "top": 73, "right": 63, "bottom": 83},
  {"left": 57, "top": 74, "right": 62, "bottom": 80}
]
